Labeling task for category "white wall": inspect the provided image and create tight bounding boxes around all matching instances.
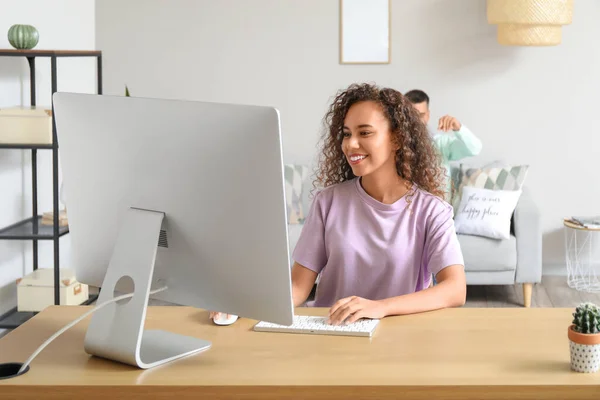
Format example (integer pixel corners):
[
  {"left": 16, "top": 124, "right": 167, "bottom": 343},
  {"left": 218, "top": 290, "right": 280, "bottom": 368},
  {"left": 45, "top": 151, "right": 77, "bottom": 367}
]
[
  {"left": 96, "top": 0, "right": 600, "bottom": 273},
  {"left": 0, "top": 0, "right": 96, "bottom": 336}
]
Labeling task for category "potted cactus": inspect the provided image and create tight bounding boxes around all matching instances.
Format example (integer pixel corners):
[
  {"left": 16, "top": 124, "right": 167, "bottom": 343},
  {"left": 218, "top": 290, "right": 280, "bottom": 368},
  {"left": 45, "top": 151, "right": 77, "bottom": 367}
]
[{"left": 568, "top": 302, "right": 600, "bottom": 373}]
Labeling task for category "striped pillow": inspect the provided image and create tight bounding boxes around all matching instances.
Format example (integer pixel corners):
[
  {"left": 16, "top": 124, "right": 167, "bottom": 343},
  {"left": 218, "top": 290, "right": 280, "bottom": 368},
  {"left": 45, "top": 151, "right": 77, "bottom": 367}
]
[
  {"left": 452, "top": 164, "right": 529, "bottom": 211},
  {"left": 285, "top": 164, "right": 310, "bottom": 224}
]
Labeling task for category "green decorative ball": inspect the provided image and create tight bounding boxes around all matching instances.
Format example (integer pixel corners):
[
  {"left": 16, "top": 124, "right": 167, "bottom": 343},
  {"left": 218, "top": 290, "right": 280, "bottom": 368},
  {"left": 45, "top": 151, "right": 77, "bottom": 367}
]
[{"left": 8, "top": 24, "right": 39, "bottom": 50}]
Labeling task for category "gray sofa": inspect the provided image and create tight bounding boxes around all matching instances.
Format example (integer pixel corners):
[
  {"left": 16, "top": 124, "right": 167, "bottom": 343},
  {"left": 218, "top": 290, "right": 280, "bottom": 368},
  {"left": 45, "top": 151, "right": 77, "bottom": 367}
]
[
  {"left": 456, "top": 186, "right": 542, "bottom": 307},
  {"left": 286, "top": 181, "right": 542, "bottom": 308}
]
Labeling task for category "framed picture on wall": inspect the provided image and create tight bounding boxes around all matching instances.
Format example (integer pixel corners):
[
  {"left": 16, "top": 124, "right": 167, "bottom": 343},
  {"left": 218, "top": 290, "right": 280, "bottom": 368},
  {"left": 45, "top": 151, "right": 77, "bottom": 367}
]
[{"left": 339, "top": 0, "right": 391, "bottom": 64}]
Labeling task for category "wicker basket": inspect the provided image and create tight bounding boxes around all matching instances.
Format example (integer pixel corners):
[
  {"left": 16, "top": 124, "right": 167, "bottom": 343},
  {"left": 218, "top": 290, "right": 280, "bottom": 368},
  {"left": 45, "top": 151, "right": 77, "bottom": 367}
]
[{"left": 487, "top": 0, "right": 573, "bottom": 46}]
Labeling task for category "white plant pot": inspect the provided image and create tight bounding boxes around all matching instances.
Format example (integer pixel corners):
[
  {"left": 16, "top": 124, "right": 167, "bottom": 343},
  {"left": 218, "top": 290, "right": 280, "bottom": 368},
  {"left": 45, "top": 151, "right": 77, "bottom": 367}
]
[
  {"left": 568, "top": 325, "right": 600, "bottom": 373},
  {"left": 569, "top": 341, "right": 600, "bottom": 373}
]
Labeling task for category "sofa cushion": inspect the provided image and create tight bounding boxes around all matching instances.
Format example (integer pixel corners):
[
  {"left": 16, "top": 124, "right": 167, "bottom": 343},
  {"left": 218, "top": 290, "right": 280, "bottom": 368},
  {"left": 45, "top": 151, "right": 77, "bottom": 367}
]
[
  {"left": 451, "top": 163, "right": 529, "bottom": 211},
  {"left": 454, "top": 186, "right": 522, "bottom": 240},
  {"left": 284, "top": 164, "right": 310, "bottom": 224},
  {"left": 449, "top": 160, "right": 508, "bottom": 210},
  {"left": 457, "top": 234, "right": 517, "bottom": 272}
]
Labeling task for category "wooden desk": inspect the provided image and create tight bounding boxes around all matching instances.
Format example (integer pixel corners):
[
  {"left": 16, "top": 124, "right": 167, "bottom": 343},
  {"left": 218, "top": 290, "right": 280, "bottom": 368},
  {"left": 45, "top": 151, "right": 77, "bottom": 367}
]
[{"left": 0, "top": 306, "right": 598, "bottom": 399}]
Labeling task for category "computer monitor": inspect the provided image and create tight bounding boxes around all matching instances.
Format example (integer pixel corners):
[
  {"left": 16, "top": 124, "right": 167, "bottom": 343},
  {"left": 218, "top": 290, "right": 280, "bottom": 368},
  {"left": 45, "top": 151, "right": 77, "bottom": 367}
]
[{"left": 52, "top": 92, "right": 294, "bottom": 369}]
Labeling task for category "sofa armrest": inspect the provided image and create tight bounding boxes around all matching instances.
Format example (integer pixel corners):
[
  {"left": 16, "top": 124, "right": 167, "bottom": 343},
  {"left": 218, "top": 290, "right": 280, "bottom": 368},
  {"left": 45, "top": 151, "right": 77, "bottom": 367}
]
[{"left": 513, "top": 187, "right": 542, "bottom": 283}]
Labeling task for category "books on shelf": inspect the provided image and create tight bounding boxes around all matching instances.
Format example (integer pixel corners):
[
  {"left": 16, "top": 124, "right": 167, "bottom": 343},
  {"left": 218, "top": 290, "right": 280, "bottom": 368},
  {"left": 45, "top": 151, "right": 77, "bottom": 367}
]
[
  {"left": 41, "top": 210, "right": 68, "bottom": 227},
  {"left": 565, "top": 216, "right": 600, "bottom": 229}
]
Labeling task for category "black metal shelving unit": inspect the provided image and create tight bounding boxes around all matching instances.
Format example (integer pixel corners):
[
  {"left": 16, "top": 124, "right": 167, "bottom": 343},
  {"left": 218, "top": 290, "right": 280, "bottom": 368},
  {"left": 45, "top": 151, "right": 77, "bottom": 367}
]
[{"left": 0, "top": 49, "right": 103, "bottom": 329}]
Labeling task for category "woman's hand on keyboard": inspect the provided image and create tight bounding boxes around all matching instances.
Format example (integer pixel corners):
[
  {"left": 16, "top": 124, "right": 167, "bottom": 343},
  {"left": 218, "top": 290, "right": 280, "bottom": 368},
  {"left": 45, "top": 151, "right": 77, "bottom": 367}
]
[{"left": 328, "top": 296, "right": 386, "bottom": 325}]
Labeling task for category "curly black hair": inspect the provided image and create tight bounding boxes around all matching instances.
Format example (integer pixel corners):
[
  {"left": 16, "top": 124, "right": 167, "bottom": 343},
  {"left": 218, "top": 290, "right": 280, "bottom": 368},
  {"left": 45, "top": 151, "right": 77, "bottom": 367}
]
[{"left": 314, "top": 83, "right": 446, "bottom": 199}]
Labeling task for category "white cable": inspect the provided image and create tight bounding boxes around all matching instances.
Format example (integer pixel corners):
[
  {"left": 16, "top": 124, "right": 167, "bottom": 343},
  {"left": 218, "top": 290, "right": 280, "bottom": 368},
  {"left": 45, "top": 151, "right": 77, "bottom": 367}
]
[{"left": 18, "top": 286, "right": 168, "bottom": 375}]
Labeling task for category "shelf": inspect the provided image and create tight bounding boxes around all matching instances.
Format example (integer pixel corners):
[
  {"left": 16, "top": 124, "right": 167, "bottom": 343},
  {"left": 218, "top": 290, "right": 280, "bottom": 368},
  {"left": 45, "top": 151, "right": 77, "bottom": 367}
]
[
  {"left": 0, "top": 216, "right": 69, "bottom": 240},
  {"left": 0, "top": 48, "right": 102, "bottom": 314},
  {"left": 0, "top": 294, "right": 98, "bottom": 329},
  {"left": 0, "top": 308, "right": 35, "bottom": 329},
  {"left": 0, "top": 49, "right": 101, "bottom": 58},
  {"left": 0, "top": 143, "right": 53, "bottom": 150}
]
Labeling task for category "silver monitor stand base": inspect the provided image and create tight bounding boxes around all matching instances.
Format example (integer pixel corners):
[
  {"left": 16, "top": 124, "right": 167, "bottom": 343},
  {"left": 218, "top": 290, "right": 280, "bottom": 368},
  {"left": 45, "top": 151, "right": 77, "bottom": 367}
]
[{"left": 83, "top": 207, "right": 211, "bottom": 369}]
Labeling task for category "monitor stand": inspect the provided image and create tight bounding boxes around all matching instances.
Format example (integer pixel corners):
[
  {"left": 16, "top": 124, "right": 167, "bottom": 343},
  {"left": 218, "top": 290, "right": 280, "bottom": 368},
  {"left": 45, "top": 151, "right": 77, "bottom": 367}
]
[{"left": 83, "top": 207, "right": 211, "bottom": 369}]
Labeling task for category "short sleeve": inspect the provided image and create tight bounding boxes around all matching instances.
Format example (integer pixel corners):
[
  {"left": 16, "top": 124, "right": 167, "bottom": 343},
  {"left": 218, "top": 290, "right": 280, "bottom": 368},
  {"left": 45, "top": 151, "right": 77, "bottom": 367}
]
[
  {"left": 291, "top": 191, "right": 328, "bottom": 274},
  {"left": 424, "top": 204, "right": 464, "bottom": 277}
]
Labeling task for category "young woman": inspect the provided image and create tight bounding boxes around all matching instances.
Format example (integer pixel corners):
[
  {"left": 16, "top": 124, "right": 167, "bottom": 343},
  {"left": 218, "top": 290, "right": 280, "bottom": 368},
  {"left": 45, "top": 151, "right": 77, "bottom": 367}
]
[{"left": 211, "top": 83, "right": 466, "bottom": 326}]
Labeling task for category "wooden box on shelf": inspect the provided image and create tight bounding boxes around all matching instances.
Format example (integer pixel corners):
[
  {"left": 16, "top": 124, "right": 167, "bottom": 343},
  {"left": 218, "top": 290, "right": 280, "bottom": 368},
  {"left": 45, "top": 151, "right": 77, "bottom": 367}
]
[
  {"left": 16, "top": 268, "right": 89, "bottom": 312},
  {"left": 41, "top": 210, "right": 68, "bottom": 227},
  {"left": 0, "top": 106, "right": 52, "bottom": 144}
]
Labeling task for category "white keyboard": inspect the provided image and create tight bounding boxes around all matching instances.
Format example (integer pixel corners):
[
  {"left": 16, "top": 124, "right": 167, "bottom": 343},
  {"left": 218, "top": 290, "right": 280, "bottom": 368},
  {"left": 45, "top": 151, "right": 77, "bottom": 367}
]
[{"left": 253, "top": 315, "right": 380, "bottom": 337}]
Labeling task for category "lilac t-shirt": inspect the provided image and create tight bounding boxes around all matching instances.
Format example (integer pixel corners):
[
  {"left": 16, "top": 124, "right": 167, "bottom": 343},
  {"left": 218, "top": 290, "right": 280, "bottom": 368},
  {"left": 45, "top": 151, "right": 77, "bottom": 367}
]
[{"left": 292, "top": 178, "right": 464, "bottom": 307}]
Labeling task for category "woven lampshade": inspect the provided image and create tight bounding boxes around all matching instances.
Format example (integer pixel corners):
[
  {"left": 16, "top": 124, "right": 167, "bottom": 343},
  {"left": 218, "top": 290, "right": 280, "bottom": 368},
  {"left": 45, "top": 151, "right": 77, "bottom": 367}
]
[{"left": 487, "top": 0, "right": 573, "bottom": 46}]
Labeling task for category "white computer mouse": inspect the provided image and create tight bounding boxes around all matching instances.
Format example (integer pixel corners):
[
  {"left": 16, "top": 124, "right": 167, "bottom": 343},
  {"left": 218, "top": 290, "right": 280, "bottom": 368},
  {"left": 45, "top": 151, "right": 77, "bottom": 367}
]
[{"left": 212, "top": 313, "right": 239, "bottom": 326}]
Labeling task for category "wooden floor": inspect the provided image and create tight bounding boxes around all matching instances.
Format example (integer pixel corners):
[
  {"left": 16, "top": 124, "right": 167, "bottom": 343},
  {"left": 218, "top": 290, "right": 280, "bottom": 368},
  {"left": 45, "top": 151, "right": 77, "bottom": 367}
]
[{"left": 464, "top": 276, "right": 600, "bottom": 308}]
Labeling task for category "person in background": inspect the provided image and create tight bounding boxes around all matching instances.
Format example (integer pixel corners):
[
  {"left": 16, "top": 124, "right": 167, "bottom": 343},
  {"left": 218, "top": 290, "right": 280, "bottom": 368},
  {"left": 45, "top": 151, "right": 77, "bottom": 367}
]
[{"left": 405, "top": 89, "right": 482, "bottom": 201}]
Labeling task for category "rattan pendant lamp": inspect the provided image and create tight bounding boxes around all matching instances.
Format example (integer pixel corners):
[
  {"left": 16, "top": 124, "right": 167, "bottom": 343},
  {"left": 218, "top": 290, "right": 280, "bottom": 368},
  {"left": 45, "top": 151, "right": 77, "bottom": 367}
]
[{"left": 487, "top": 0, "right": 573, "bottom": 46}]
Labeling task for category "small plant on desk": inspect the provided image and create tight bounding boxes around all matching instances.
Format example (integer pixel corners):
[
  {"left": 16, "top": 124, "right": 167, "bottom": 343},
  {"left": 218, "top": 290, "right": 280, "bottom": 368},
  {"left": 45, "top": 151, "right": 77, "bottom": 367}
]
[{"left": 568, "top": 302, "right": 600, "bottom": 373}]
